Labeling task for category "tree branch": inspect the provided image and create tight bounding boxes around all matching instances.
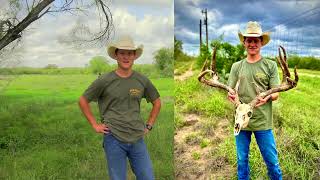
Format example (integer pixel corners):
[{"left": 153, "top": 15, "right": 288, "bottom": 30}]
[{"left": 0, "top": 0, "right": 54, "bottom": 51}]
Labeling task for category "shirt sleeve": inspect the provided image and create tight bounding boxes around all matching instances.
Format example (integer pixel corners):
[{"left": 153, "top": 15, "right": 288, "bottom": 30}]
[
  {"left": 269, "top": 61, "right": 281, "bottom": 88},
  {"left": 82, "top": 77, "right": 106, "bottom": 102},
  {"left": 143, "top": 79, "right": 160, "bottom": 103},
  {"left": 227, "top": 63, "right": 239, "bottom": 88}
]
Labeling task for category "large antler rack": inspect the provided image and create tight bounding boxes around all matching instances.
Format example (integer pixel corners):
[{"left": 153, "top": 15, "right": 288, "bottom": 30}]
[
  {"left": 249, "top": 45, "right": 299, "bottom": 107},
  {"left": 198, "top": 47, "right": 240, "bottom": 106}
]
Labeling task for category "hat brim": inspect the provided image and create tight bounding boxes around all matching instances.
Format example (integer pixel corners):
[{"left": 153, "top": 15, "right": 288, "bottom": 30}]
[
  {"left": 238, "top": 32, "right": 270, "bottom": 46},
  {"left": 107, "top": 44, "right": 143, "bottom": 60}
]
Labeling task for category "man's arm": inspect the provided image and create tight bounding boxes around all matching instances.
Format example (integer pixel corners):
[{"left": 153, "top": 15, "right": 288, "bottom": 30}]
[
  {"left": 270, "top": 92, "right": 279, "bottom": 101},
  {"left": 78, "top": 96, "right": 109, "bottom": 134},
  {"left": 144, "top": 98, "right": 161, "bottom": 134},
  {"left": 255, "top": 92, "right": 279, "bottom": 107}
]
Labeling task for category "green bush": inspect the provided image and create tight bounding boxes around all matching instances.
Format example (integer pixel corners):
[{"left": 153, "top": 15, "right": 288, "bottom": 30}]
[
  {"left": 196, "top": 39, "right": 246, "bottom": 74},
  {"left": 87, "top": 56, "right": 110, "bottom": 74},
  {"left": 153, "top": 47, "right": 174, "bottom": 77},
  {"left": 287, "top": 55, "right": 320, "bottom": 70}
]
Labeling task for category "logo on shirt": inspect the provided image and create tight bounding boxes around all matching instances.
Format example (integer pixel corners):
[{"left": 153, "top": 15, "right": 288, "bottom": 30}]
[
  {"left": 255, "top": 72, "right": 267, "bottom": 81},
  {"left": 129, "top": 88, "right": 142, "bottom": 96}
]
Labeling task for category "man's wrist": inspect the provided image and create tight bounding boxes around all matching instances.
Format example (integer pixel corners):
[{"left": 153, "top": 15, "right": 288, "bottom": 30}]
[
  {"left": 146, "top": 123, "right": 153, "bottom": 131},
  {"left": 91, "top": 120, "right": 99, "bottom": 127}
]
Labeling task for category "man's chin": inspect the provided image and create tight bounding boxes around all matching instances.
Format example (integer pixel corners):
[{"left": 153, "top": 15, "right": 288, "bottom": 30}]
[
  {"left": 247, "top": 51, "right": 259, "bottom": 56},
  {"left": 120, "top": 65, "right": 132, "bottom": 70}
]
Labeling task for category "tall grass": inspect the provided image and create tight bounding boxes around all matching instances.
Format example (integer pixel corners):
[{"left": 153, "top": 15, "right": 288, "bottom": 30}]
[
  {"left": 175, "top": 69, "right": 320, "bottom": 179},
  {"left": 0, "top": 64, "right": 164, "bottom": 78},
  {"left": 0, "top": 74, "right": 174, "bottom": 179}
]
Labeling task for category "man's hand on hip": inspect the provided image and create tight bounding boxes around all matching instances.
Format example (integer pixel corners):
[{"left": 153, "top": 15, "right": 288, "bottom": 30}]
[{"left": 93, "top": 123, "right": 109, "bottom": 134}]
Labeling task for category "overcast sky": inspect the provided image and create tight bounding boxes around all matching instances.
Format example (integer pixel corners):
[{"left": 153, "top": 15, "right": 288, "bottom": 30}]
[
  {"left": 175, "top": 0, "right": 320, "bottom": 57},
  {"left": 0, "top": 0, "right": 173, "bottom": 67}
]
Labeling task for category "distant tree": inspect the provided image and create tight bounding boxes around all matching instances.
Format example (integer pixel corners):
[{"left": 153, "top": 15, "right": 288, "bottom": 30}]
[
  {"left": 154, "top": 47, "right": 173, "bottom": 77},
  {"left": 196, "top": 43, "right": 211, "bottom": 69},
  {"left": 0, "top": 0, "right": 113, "bottom": 52},
  {"left": 287, "top": 55, "right": 320, "bottom": 70},
  {"left": 88, "top": 56, "right": 110, "bottom": 74},
  {"left": 197, "top": 36, "right": 246, "bottom": 73},
  {"left": 45, "top": 64, "right": 58, "bottom": 69},
  {"left": 174, "top": 37, "right": 195, "bottom": 72},
  {"left": 197, "top": 34, "right": 223, "bottom": 70},
  {"left": 174, "top": 36, "right": 183, "bottom": 60}
]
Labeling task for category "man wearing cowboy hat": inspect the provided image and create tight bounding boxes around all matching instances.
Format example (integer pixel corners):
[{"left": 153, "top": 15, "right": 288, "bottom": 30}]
[
  {"left": 228, "top": 21, "right": 282, "bottom": 179},
  {"left": 79, "top": 35, "right": 161, "bottom": 180}
]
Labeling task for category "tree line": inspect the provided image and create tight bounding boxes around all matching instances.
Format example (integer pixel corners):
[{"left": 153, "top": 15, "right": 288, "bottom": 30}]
[{"left": 175, "top": 37, "right": 320, "bottom": 74}]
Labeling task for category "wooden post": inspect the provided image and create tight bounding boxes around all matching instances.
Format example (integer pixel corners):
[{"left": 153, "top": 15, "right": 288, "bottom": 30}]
[
  {"left": 199, "top": 19, "right": 202, "bottom": 54},
  {"left": 202, "top": 9, "right": 208, "bottom": 50}
]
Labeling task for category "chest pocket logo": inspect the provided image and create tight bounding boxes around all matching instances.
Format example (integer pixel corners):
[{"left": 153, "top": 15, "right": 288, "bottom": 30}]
[
  {"left": 255, "top": 72, "right": 267, "bottom": 81},
  {"left": 129, "top": 88, "right": 142, "bottom": 97}
]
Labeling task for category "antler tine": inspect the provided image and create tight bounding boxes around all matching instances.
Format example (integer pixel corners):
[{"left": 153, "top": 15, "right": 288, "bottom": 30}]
[
  {"left": 293, "top": 65, "right": 299, "bottom": 83},
  {"left": 249, "top": 46, "right": 299, "bottom": 107},
  {"left": 198, "top": 46, "right": 238, "bottom": 105},
  {"left": 276, "top": 55, "right": 285, "bottom": 84},
  {"left": 198, "top": 58, "right": 210, "bottom": 82},
  {"left": 201, "top": 58, "right": 208, "bottom": 72},
  {"left": 278, "top": 45, "right": 299, "bottom": 86},
  {"left": 198, "top": 48, "right": 216, "bottom": 82},
  {"left": 278, "top": 45, "right": 291, "bottom": 78},
  {"left": 211, "top": 47, "right": 217, "bottom": 76},
  {"left": 198, "top": 46, "right": 220, "bottom": 84}
]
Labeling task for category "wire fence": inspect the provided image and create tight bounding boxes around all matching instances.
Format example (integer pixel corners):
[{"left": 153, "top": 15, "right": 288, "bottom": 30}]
[{"left": 182, "top": 5, "right": 320, "bottom": 58}]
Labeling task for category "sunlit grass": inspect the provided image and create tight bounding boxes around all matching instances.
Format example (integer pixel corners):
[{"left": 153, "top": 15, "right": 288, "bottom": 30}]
[
  {"left": 175, "top": 69, "right": 320, "bottom": 179},
  {"left": 0, "top": 74, "right": 174, "bottom": 179}
]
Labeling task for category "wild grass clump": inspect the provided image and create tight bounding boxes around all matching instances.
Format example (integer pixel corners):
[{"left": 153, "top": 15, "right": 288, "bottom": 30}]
[
  {"left": 175, "top": 73, "right": 233, "bottom": 118},
  {"left": 175, "top": 69, "right": 320, "bottom": 179}
]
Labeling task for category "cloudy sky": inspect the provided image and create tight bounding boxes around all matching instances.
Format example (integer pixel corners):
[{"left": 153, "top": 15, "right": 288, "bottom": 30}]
[
  {"left": 175, "top": 0, "right": 320, "bottom": 57},
  {"left": 0, "top": 0, "right": 173, "bottom": 67}
]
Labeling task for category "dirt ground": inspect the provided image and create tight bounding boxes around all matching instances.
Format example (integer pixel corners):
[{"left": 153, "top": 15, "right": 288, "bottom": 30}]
[
  {"left": 174, "top": 113, "right": 236, "bottom": 179},
  {"left": 174, "top": 66, "right": 237, "bottom": 179}
]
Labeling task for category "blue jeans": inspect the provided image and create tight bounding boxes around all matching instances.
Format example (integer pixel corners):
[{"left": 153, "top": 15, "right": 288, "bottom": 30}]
[
  {"left": 103, "top": 133, "right": 154, "bottom": 180},
  {"left": 235, "top": 130, "right": 282, "bottom": 180}
]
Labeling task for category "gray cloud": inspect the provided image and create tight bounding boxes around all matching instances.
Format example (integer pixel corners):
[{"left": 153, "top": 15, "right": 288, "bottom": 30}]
[
  {"left": 175, "top": 0, "right": 320, "bottom": 57},
  {"left": 1, "top": 1, "right": 173, "bottom": 67}
]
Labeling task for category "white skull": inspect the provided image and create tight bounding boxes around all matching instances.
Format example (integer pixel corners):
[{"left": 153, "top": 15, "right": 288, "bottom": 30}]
[{"left": 234, "top": 103, "right": 253, "bottom": 136}]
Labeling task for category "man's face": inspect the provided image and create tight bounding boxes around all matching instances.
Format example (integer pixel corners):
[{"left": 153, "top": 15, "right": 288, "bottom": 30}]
[
  {"left": 115, "top": 49, "right": 136, "bottom": 70},
  {"left": 244, "top": 37, "right": 262, "bottom": 56}
]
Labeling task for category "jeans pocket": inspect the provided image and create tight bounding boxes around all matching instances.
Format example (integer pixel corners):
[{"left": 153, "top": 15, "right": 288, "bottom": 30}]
[{"left": 102, "top": 133, "right": 112, "bottom": 148}]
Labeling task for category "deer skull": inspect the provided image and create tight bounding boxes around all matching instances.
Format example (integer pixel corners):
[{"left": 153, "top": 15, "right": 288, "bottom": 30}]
[{"left": 234, "top": 103, "right": 253, "bottom": 135}]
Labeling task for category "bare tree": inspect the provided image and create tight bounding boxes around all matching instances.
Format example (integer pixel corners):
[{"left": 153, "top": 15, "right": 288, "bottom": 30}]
[{"left": 0, "top": 0, "right": 113, "bottom": 51}]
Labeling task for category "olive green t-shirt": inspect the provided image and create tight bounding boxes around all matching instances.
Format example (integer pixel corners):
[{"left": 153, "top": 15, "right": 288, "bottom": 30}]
[
  {"left": 83, "top": 71, "right": 160, "bottom": 143},
  {"left": 228, "top": 58, "right": 280, "bottom": 131}
]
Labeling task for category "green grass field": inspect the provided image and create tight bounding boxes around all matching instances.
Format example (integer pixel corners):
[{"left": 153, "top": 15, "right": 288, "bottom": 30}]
[
  {"left": 175, "top": 68, "right": 320, "bottom": 179},
  {"left": 0, "top": 74, "right": 174, "bottom": 179}
]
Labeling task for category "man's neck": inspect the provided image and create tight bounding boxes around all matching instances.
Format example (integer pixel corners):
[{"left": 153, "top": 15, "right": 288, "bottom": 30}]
[
  {"left": 246, "top": 54, "right": 262, "bottom": 63},
  {"left": 115, "top": 68, "right": 133, "bottom": 78}
]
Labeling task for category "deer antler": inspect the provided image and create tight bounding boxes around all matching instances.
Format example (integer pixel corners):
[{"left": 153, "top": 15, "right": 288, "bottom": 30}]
[
  {"left": 198, "top": 47, "right": 241, "bottom": 106},
  {"left": 249, "top": 46, "right": 299, "bottom": 107}
]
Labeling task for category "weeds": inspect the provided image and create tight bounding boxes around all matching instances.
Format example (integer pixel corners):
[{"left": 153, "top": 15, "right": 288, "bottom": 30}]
[
  {"left": 175, "top": 70, "right": 320, "bottom": 179},
  {"left": 192, "top": 152, "right": 201, "bottom": 160}
]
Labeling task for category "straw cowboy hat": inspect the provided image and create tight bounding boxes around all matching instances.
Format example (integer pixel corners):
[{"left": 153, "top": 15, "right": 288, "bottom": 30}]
[
  {"left": 107, "top": 35, "right": 143, "bottom": 60},
  {"left": 238, "top": 21, "right": 270, "bottom": 46}
]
